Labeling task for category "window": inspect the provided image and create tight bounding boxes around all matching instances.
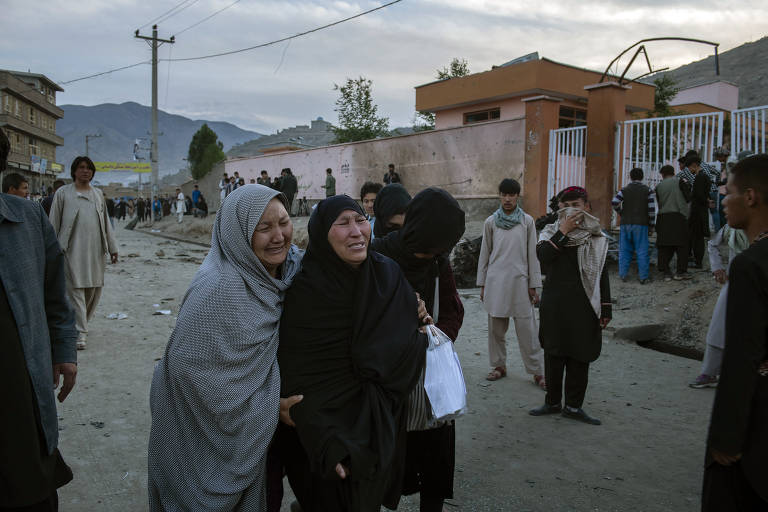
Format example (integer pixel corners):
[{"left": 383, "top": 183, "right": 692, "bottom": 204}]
[
  {"left": 29, "top": 137, "right": 39, "bottom": 156},
  {"left": 10, "top": 132, "right": 24, "bottom": 154},
  {"left": 29, "top": 107, "right": 36, "bottom": 124},
  {"left": 559, "top": 106, "right": 587, "bottom": 128},
  {"left": 463, "top": 107, "right": 501, "bottom": 125},
  {"left": 2, "top": 94, "right": 9, "bottom": 113},
  {"left": 14, "top": 99, "right": 21, "bottom": 118}
]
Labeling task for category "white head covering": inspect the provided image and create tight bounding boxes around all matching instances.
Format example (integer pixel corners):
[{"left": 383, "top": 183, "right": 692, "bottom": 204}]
[{"left": 149, "top": 184, "right": 302, "bottom": 510}]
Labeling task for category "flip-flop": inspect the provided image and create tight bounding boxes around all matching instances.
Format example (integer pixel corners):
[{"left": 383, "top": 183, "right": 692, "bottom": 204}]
[{"left": 486, "top": 367, "right": 506, "bottom": 381}]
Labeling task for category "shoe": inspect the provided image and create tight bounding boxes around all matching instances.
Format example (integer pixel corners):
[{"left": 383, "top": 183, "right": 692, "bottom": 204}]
[
  {"left": 673, "top": 273, "right": 692, "bottom": 281},
  {"left": 76, "top": 340, "right": 87, "bottom": 350},
  {"left": 529, "top": 403, "right": 562, "bottom": 416},
  {"left": 664, "top": 274, "right": 673, "bottom": 282},
  {"left": 620, "top": 275, "right": 628, "bottom": 283},
  {"left": 689, "top": 374, "right": 718, "bottom": 389},
  {"left": 561, "top": 406, "right": 601, "bottom": 425},
  {"left": 639, "top": 278, "right": 650, "bottom": 285}
]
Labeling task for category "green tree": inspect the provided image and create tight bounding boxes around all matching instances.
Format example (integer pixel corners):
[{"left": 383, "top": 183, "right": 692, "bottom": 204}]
[
  {"left": 648, "top": 75, "right": 681, "bottom": 118},
  {"left": 332, "top": 77, "right": 389, "bottom": 143},
  {"left": 187, "top": 124, "right": 226, "bottom": 180},
  {"left": 414, "top": 57, "right": 471, "bottom": 131}
]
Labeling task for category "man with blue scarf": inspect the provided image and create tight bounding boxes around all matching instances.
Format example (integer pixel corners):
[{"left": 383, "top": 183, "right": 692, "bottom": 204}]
[{"left": 477, "top": 178, "right": 546, "bottom": 389}]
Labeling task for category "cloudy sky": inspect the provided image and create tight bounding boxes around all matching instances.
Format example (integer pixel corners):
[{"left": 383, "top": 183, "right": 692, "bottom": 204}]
[{"left": 3, "top": 0, "right": 766, "bottom": 134}]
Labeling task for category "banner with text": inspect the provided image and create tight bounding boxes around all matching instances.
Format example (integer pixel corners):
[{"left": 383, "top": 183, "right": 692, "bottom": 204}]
[{"left": 95, "top": 162, "right": 152, "bottom": 173}]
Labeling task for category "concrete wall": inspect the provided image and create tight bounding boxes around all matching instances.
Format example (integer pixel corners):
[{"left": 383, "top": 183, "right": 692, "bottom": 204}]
[
  {"left": 670, "top": 81, "right": 738, "bottom": 112},
  {"left": 196, "top": 117, "right": 527, "bottom": 218}
]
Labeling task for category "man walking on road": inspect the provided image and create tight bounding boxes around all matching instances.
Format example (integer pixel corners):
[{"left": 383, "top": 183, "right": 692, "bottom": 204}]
[
  {"left": 702, "top": 154, "right": 768, "bottom": 510},
  {"left": 612, "top": 167, "right": 656, "bottom": 283},
  {"left": 322, "top": 167, "right": 336, "bottom": 198},
  {"left": 477, "top": 178, "right": 546, "bottom": 389},
  {"left": 0, "top": 129, "right": 79, "bottom": 510},
  {"left": 49, "top": 156, "right": 118, "bottom": 350}
]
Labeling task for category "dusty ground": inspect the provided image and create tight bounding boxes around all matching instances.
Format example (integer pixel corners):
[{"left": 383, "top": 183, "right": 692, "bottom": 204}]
[{"left": 54, "top": 221, "right": 717, "bottom": 511}]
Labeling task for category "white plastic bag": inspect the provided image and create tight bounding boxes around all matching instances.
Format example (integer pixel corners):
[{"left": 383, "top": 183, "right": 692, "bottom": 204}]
[{"left": 423, "top": 325, "right": 467, "bottom": 421}]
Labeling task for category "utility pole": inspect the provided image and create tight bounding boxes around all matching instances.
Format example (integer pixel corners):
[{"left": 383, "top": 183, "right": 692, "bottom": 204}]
[
  {"left": 85, "top": 133, "right": 101, "bottom": 157},
  {"left": 135, "top": 25, "right": 174, "bottom": 222}
]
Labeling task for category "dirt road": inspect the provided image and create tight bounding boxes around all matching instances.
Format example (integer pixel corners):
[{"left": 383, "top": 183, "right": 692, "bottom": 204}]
[{"left": 56, "top": 225, "right": 713, "bottom": 511}]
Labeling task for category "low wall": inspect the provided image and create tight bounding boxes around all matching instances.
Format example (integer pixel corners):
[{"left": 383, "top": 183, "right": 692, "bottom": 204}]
[{"left": 196, "top": 117, "right": 527, "bottom": 216}]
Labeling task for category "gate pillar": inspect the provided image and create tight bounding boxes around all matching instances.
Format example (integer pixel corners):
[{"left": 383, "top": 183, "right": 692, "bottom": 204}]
[
  {"left": 584, "top": 82, "right": 629, "bottom": 228},
  {"left": 523, "top": 95, "right": 562, "bottom": 217}
]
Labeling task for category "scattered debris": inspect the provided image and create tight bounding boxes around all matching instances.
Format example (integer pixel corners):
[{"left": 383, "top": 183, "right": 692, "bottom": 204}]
[
  {"left": 106, "top": 312, "right": 128, "bottom": 320},
  {"left": 153, "top": 310, "right": 172, "bottom": 316},
  {"left": 90, "top": 421, "right": 105, "bottom": 429},
  {"left": 155, "top": 250, "right": 165, "bottom": 257}
]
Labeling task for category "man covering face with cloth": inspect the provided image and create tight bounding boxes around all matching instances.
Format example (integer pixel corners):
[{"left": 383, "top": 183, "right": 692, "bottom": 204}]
[{"left": 529, "top": 186, "right": 612, "bottom": 425}]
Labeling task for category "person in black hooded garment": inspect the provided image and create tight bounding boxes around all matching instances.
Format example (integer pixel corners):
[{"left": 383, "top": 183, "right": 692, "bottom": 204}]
[
  {"left": 373, "top": 183, "right": 412, "bottom": 238},
  {"left": 278, "top": 195, "right": 426, "bottom": 512},
  {"left": 371, "top": 187, "right": 466, "bottom": 512}
]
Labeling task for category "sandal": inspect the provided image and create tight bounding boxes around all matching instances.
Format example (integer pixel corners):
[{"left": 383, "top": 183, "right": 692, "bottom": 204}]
[
  {"left": 76, "top": 340, "right": 87, "bottom": 350},
  {"left": 486, "top": 367, "right": 506, "bottom": 381},
  {"left": 534, "top": 374, "right": 547, "bottom": 391}
]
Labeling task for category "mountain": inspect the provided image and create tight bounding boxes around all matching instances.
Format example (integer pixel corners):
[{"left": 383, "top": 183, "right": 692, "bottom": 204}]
[
  {"left": 58, "top": 102, "right": 262, "bottom": 180},
  {"left": 643, "top": 36, "right": 768, "bottom": 108}
]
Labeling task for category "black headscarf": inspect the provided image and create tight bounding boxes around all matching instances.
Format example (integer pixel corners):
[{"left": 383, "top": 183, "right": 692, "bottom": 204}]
[
  {"left": 279, "top": 195, "right": 426, "bottom": 510},
  {"left": 373, "top": 183, "right": 411, "bottom": 238},
  {"left": 371, "top": 188, "right": 465, "bottom": 315}
]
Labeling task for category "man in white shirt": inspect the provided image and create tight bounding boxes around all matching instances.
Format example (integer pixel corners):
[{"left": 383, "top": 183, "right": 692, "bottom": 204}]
[{"left": 175, "top": 188, "right": 185, "bottom": 223}]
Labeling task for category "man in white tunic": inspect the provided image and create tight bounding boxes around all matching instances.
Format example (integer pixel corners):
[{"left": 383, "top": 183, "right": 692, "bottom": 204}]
[
  {"left": 175, "top": 188, "right": 185, "bottom": 223},
  {"left": 477, "top": 178, "right": 545, "bottom": 388},
  {"left": 49, "top": 156, "right": 118, "bottom": 350}
]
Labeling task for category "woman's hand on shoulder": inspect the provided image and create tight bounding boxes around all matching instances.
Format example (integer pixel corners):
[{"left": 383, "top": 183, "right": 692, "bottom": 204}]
[{"left": 279, "top": 395, "right": 303, "bottom": 426}]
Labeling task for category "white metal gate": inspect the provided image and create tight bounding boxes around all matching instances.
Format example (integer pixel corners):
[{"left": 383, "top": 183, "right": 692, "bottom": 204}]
[
  {"left": 731, "top": 105, "right": 768, "bottom": 155},
  {"left": 615, "top": 111, "right": 724, "bottom": 190},
  {"left": 547, "top": 126, "right": 587, "bottom": 201}
]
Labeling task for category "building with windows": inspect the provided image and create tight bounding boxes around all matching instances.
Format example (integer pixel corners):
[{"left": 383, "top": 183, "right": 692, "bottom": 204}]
[
  {"left": 414, "top": 53, "right": 655, "bottom": 131},
  {"left": 0, "top": 69, "right": 65, "bottom": 195}
]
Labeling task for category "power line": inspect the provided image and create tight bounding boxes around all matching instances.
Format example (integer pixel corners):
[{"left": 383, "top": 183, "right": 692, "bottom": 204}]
[
  {"left": 60, "top": 61, "right": 151, "bottom": 85},
  {"left": 173, "top": 0, "right": 243, "bottom": 37},
  {"left": 138, "top": 0, "right": 195, "bottom": 30},
  {"left": 155, "top": 0, "right": 201, "bottom": 26},
  {"left": 162, "top": 0, "right": 403, "bottom": 62}
]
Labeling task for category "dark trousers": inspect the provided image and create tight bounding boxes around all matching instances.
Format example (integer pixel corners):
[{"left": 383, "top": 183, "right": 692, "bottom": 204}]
[
  {"left": 544, "top": 353, "right": 590, "bottom": 408},
  {"left": 702, "top": 462, "right": 767, "bottom": 511},
  {"left": 658, "top": 245, "right": 688, "bottom": 275},
  {"left": 690, "top": 231, "right": 706, "bottom": 266},
  {"left": 1, "top": 492, "right": 58, "bottom": 511}
]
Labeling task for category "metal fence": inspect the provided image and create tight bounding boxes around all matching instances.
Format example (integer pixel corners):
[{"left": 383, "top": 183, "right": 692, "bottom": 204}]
[
  {"left": 615, "top": 111, "right": 724, "bottom": 190},
  {"left": 547, "top": 126, "right": 586, "bottom": 201},
  {"left": 731, "top": 105, "right": 768, "bottom": 156}
]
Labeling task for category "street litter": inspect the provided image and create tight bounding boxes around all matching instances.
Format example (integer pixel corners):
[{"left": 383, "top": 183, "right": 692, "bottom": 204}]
[
  {"left": 106, "top": 312, "right": 128, "bottom": 320},
  {"left": 153, "top": 310, "right": 172, "bottom": 315}
]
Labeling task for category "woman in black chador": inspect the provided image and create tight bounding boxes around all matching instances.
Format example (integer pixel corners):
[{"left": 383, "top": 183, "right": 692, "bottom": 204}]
[
  {"left": 529, "top": 186, "right": 612, "bottom": 426},
  {"left": 371, "top": 187, "right": 466, "bottom": 512},
  {"left": 278, "top": 195, "right": 427, "bottom": 511}
]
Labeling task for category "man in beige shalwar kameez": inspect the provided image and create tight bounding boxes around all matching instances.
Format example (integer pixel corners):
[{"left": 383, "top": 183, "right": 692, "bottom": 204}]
[
  {"left": 49, "top": 156, "right": 118, "bottom": 350},
  {"left": 477, "top": 178, "right": 545, "bottom": 388}
]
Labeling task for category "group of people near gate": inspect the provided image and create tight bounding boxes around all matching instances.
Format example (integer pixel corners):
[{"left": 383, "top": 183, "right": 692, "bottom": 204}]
[{"left": 2, "top": 112, "right": 766, "bottom": 511}]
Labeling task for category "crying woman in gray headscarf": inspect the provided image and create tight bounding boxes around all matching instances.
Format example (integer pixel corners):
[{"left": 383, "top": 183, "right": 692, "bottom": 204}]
[{"left": 148, "top": 185, "right": 304, "bottom": 511}]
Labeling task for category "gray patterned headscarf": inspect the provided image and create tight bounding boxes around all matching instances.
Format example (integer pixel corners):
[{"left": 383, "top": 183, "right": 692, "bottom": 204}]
[{"left": 148, "top": 184, "right": 302, "bottom": 511}]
